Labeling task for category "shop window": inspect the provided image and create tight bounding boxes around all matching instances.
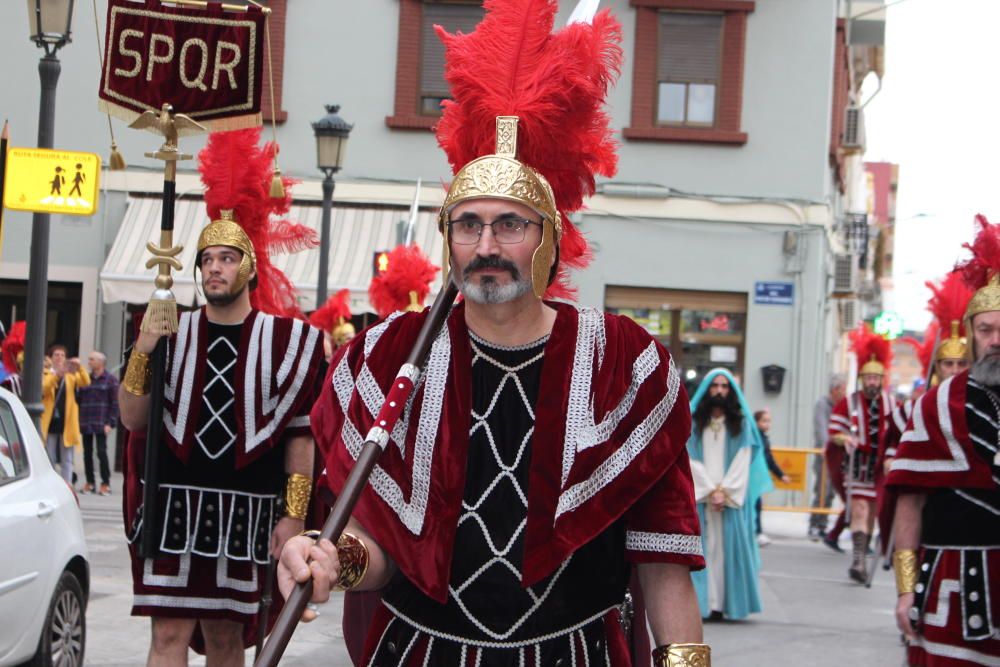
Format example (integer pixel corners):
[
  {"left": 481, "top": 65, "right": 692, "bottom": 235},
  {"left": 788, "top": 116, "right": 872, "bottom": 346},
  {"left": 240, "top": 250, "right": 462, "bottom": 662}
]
[
  {"left": 386, "top": 1, "right": 484, "bottom": 130},
  {"left": 625, "top": 0, "right": 753, "bottom": 145},
  {"left": 605, "top": 285, "right": 747, "bottom": 393}
]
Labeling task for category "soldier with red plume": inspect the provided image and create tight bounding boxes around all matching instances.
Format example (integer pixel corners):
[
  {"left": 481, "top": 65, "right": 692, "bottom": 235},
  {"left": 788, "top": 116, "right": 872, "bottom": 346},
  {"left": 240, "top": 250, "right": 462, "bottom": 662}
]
[
  {"left": 826, "top": 323, "right": 897, "bottom": 583},
  {"left": 310, "top": 288, "right": 356, "bottom": 361},
  {"left": 118, "top": 127, "right": 325, "bottom": 665},
  {"left": 277, "top": 2, "right": 708, "bottom": 665},
  {"left": 886, "top": 215, "right": 1000, "bottom": 666},
  {"left": 1, "top": 321, "right": 26, "bottom": 397}
]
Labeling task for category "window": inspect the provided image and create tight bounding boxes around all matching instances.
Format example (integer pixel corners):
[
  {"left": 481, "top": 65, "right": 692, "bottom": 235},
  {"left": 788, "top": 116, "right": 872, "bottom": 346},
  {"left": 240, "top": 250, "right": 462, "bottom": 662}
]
[
  {"left": 0, "top": 400, "right": 29, "bottom": 486},
  {"left": 387, "top": 1, "right": 484, "bottom": 130},
  {"left": 605, "top": 286, "right": 747, "bottom": 393},
  {"left": 656, "top": 13, "right": 722, "bottom": 126},
  {"left": 625, "top": 0, "right": 754, "bottom": 145}
]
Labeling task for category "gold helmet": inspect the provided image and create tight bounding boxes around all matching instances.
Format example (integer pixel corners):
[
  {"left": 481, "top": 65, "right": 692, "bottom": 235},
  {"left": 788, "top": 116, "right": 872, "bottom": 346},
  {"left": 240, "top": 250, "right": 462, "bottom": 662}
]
[
  {"left": 956, "top": 216, "right": 1000, "bottom": 360},
  {"left": 196, "top": 210, "right": 257, "bottom": 294}
]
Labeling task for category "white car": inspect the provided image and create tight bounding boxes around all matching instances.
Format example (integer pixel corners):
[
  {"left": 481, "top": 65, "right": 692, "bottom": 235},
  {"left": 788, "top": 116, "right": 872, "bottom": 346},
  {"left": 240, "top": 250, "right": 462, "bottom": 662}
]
[{"left": 0, "top": 387, "right": 89, "bottom": 666}]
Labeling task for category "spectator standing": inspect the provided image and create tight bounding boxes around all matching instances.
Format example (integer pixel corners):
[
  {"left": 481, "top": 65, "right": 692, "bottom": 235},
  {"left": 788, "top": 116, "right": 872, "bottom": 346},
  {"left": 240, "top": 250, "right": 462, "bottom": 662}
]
[
  {"left": 78, "top": 351, "right": 119, "bottom": 495},
  {"left": 754, "top": 409, "right": 790, "bottom": 546},
  {"left": 809, "top": 374, "right": 846, "bottom": 540},
  {"left": 41, "top": 344, "right": 90, "bottom": 483}
]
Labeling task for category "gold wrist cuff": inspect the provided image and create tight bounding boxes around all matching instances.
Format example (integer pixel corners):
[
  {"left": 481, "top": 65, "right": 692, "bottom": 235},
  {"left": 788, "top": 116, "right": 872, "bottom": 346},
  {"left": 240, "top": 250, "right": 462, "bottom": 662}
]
[
  {"left": 893, "top": 549, "right": 919, "bottom": 595},
  {"left": 123, "top": 351, "right": 153, "bottom": 396},
  {"left": 332, "top": 531, "right": 370, "bottom": 592},
  {"left": 284, "top": 473, "right": 312, "bottom": 521},
  {"left": 652, "top": 643, "right": 711, "bottom": 667}
]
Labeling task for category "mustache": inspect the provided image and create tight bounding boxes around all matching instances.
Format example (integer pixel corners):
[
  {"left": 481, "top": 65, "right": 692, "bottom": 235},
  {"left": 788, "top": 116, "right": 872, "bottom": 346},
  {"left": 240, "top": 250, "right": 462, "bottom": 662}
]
[{"left": 463, "top": 255, "right": 520, "bottom": 280}]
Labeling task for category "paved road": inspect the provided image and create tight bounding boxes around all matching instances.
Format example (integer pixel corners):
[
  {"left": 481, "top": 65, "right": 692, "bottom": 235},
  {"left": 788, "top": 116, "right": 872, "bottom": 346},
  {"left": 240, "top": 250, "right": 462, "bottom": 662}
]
[{"left": 79, "top": 476, "right": 904, "bottom": 666}]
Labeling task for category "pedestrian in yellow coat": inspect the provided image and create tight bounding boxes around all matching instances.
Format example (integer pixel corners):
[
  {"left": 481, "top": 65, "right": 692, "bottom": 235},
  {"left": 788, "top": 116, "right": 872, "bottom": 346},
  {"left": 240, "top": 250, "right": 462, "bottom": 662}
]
[{"left": 41, "top": 344, "right": 90, "bottom": 482}]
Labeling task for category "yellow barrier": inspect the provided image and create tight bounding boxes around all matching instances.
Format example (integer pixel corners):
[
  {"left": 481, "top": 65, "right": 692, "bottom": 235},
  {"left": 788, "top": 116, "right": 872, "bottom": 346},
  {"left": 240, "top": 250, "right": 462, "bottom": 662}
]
[{"left": 761, "top": 446, "right": 841, "bottom": 515}]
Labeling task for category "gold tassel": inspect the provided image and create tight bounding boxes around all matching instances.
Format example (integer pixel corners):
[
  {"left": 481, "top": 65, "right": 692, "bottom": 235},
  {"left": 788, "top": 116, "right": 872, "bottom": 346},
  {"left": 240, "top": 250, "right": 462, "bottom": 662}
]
[
  {"left": 270, "top": 167, "right": 285, "bottom": 199},
  {"left": 141, "top": 297, "right": 179, "bottom": 336},
  {"left": 108, "top": 141, "right": 126, "bottom": 170}
]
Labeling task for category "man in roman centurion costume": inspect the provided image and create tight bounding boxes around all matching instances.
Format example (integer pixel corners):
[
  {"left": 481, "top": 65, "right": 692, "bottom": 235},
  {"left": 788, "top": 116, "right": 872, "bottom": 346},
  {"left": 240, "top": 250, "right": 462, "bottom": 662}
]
[
  {"left": 277, "top": 2, "right": 709, "bottom": 665},
  {"left": 886, "top": 215, "right": 1000, "bottom": 666},
  {"left": 119, "top": 127, "right": 325, "bottom": 665},
  {"left": 827, "top": 324, "right": 896, "bottom": 582}
]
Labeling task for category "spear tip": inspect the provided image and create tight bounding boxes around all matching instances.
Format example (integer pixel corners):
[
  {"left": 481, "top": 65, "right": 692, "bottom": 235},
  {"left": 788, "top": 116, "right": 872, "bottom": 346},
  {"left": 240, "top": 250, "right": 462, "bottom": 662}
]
[{"left": 1, "top": 119, "right": 8, "bottom": 140}]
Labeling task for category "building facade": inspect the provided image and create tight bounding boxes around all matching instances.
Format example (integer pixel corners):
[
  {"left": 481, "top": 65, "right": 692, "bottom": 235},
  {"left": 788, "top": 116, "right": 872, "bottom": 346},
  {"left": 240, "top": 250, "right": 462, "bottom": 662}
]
[{"left": 0, "top": 0, "right": 887, "bottom": 448}]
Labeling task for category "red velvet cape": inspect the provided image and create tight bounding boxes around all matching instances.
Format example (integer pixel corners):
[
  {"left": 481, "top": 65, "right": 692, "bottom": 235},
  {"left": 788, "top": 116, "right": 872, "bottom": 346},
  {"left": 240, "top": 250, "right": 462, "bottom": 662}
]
[{"left": 312, "top": 301, "right": 703, "bottom": 603}]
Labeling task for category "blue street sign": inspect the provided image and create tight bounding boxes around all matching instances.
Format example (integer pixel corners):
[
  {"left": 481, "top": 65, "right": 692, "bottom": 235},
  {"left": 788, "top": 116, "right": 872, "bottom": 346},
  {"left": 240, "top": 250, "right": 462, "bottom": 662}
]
[{"left": 754, "top": 281, "right": 794, "bottom": 306}]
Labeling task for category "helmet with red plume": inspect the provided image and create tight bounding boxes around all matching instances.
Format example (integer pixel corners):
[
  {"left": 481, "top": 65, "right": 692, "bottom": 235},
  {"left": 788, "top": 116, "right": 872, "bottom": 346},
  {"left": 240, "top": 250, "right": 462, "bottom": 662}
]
[
  {"left": 957, "top": 214, "right": 1000, "bottom": 359},
  {"left": 196, "top": 127, "right": 317, "bottom": 318},
  {"left": 926, "top": 270, "right": 972, "bottom": 362},
  {"left": 309, "top": 289, "right": 355, "bottom": 347},
  {"left": 850, "top": 323, "right": 891, "bottom": 377},
  {"left": 900, "top": 320, "right": 938, "bottom": 382},
  {"left": 368, "top": 245, "right": 440, "bottom": 319},
  {"left": 1, "top": 321, "right": 26, "bottom": 374},
  {"left": 434, "top": 0, "right": 622, "bottom": 300}
]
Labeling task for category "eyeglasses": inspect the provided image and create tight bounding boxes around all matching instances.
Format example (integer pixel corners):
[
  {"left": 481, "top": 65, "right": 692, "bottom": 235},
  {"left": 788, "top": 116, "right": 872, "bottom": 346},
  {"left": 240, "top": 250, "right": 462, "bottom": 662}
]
[{"left": 447, "top": 217, "right": 542, "bottom": 245}]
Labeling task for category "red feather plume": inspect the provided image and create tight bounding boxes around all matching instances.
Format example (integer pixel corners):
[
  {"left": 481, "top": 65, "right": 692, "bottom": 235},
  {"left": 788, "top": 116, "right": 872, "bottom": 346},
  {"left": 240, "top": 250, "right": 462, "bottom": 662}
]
[
  {"left": 900, "top": 320, "right": 938, "bottom": 379},
  {"left": 198, "top": 127, "right": 313, "bottom": 319},
  {"left": 926, "top": 270, "right": 973, "bottom": 335},
  {"left": 2, "top": 321, "right": 25, "bottom": 374},
  {"left": 849, "top": 323, "right": 892, "bottom": 371},
  {"left": 309, "top": 289, "right": 352, "bottom": 333},
  {"left": 434, "top": 0, "right": 622, "bottom": 298},
  {"left": 957, "top": 214, "right": 1000, "bottom": 292},
  {"left": 368, "top": 245, "right": 440, "bottom": 319}
]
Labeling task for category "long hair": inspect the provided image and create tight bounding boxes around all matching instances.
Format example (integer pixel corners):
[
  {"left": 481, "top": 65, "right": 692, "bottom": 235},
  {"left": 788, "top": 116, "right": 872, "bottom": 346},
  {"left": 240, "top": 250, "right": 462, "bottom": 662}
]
[{"left": 693, "top": 390, "right": 743, "bottom": 437}]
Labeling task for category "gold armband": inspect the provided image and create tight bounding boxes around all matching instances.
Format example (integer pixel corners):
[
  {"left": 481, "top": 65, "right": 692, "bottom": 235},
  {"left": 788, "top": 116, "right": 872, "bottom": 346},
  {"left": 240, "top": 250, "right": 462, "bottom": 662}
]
[
  {"left": 123, "top": 351, "right": 153, "bottom": 396},
  {"left": 893, "top": 549, "right": 919, "bottom": 596},
  {"left": 284, "top": 473, "right": 312, "bottom": 521},
  {"left": 332, "top": 532, "right": 370, "bottom": 591},
  {"left": 652, "top": 643, "right": 711, "bottom": 667}
]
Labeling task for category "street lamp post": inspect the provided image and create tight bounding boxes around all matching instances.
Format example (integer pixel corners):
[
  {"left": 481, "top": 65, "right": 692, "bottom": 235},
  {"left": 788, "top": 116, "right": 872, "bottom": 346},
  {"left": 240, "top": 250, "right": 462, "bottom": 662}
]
[
  {"left": 311, "top": 105, "right": 352, "bottom": 307},
  {"left": 21, "top": 0, "right": 74, "bottom": 430}
]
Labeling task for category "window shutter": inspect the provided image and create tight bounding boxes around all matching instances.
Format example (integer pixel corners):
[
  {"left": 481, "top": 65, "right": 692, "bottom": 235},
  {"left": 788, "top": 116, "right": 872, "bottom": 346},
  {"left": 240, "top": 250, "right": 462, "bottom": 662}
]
[
  {"left": 657, "top": 12, "right": 723, "bottom": 84},
  {"left": 421, "top": 3, "right": 484, "bottom": 98}
]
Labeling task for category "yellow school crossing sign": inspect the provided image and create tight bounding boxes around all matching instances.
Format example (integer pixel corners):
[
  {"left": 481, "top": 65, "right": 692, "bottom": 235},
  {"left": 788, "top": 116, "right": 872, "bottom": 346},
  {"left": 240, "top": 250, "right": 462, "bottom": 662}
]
[{"left": 3, "top": 147, "right": 101, "bottom": 216}]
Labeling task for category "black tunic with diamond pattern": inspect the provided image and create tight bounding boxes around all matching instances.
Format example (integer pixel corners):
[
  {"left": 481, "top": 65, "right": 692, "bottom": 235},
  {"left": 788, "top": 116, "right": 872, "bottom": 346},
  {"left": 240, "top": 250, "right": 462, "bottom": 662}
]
[{"left": 375, "top": 334, "right": 628, "bottom": 665}]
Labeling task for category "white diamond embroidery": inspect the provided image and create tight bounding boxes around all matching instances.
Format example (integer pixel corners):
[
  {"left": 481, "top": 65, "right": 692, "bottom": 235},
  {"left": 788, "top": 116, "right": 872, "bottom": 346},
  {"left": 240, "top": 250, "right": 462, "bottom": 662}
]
[
  {"left": 447, "top": 339, "right": 570, "bottom": 641},
  {"left": 196, "top": 336, "right": 239, "bottom": 459}
]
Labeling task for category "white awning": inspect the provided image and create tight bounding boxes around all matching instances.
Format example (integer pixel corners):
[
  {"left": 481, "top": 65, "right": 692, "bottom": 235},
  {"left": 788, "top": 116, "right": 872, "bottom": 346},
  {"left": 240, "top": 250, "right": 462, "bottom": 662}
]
[{"left": 100, "top": 196, "right": 444, "bottom": 312}]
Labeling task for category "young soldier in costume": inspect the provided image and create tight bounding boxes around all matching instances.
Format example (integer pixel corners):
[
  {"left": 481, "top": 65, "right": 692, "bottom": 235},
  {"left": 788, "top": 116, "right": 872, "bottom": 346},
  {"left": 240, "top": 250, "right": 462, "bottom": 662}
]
[
  {"left": 310, "top": 288, "right": 356, "bottom": 362},
  {"left": 119, "top": 128, "right": 324, "bottom": 666},
  {"left": 887, "top": 215, "right": 1000, "bottom": 666},
  {"left": 686, "top": 369, "right": 772, "bottom": 621},
  {"left": 278, "top": 2, "right": 709, "bottom": 665},
  {"left": 0, "top": 321, "right": 25, "bottom": 397},
  {"left": 827, "top": 324, "right": 896, "bottom": 582}
]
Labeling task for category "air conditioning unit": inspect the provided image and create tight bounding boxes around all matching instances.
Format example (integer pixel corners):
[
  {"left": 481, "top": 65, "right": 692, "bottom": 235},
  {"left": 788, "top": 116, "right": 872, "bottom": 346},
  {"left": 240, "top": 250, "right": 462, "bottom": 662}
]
[
  {"left": 843, "top": 105, "right": 866, "bottom": 154},
  {"left": 840, "top": 299, "right": 861, "bottom": 331},
  {"left": 832, "top": 253, "right": 858, "bottom": 296}
]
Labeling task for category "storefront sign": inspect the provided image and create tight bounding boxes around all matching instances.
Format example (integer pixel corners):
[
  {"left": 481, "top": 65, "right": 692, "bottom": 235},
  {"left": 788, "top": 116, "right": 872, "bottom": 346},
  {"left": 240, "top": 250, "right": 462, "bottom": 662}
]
[
  {"left": 3, "top": 147, "right": 101, "bottom": 216},
  {"left": 754, "top": 281, "right": 794, "bottom": 306},
  {"left": 98, "top": 0, "right": 266, "bottom": 129}
]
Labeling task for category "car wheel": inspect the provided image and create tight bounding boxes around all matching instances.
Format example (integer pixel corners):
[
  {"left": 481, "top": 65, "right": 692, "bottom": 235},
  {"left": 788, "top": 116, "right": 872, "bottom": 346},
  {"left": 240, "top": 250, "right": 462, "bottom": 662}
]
[{"left": 27, "top": 570, "right": 86, "bottom": 667}]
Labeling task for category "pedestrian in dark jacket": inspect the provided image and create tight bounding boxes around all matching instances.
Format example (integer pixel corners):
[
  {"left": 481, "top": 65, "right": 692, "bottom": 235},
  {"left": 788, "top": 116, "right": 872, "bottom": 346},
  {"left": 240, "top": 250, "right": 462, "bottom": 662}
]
[
  {"left": 78, "top": 351, "right": 119, "bottom": 495},
  {"left": 754, "top": 409, "right": 790, "bottom": 546}
]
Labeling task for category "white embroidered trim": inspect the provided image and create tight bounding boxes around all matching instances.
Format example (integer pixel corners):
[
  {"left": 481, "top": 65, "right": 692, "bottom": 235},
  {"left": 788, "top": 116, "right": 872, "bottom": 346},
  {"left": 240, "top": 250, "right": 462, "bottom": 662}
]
[
  {"left": 132, "top": 593, "right": 260, "bottom": 616},
  {"left": 143, "top": 551, "right": 191, "bottom": 587},
  {"left": 909, "top": 636, "right": 1000, "bottom": 666},
  {"left": 164, "top": 310, "right": 201, "bottom": 443},
  {"left": 561, "top": 308, "right": 606, "bottom": 486},
  {"left": 625, "top": 531, "right": 703, "bottom": 556},
  {"left": 893, "top": 376, "right": 970, "bottom": 473},
  {"left": 244, "top": 313, "right": 321, "bottom": 453},
  {"left": 555, "top": 352, "right": 681, "bottom": 520}
]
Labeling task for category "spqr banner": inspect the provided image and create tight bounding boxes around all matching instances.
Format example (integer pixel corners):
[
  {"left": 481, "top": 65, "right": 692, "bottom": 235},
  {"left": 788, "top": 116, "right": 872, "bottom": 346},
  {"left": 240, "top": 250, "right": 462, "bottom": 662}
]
[{"left": 98, "top": 0, "right": 266, "bottom": 130}]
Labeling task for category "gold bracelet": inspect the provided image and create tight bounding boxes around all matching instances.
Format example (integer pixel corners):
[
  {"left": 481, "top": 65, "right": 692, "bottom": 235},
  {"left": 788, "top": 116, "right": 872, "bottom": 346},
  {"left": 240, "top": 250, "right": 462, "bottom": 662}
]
[
  {"left": 893, "top": 549, "right": 919, "bottom": 595},
  {"left": 284, "top": 473, "right": 312, "bottom": 520},
  {"left": 332, "top": 531, "right": 370, "bottom": 592},
  {"left": 123, "top": 351, "right": 153, "bottom": 396},
  {"left": 652, "top": 643, "right": 711, "bottom": 667}
]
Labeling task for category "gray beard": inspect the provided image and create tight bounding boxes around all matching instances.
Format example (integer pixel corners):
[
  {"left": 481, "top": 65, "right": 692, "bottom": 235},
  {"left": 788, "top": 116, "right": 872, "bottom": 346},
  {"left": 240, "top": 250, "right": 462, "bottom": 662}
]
[
  {"left": 970, "top": 356, "right": 1000, "bottom": 386},
  {"left": 461, "top": 275, "right": 532, "bottom": 304}
]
